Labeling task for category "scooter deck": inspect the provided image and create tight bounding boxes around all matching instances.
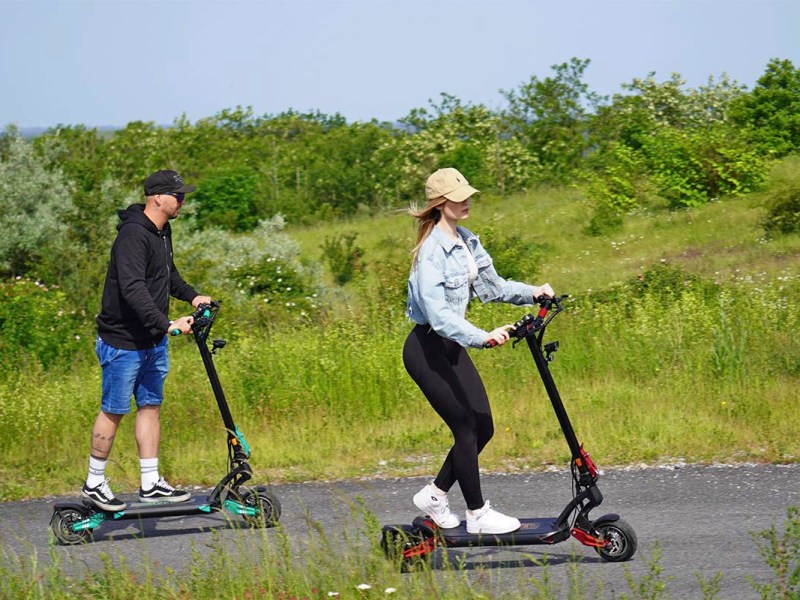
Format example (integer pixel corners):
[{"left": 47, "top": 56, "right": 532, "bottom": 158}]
[
  {"left": 434, "top": 517, "right": 570, "bottom": 547},
  {"left": 104, "top": 495, "right": 213, "bottom": 516},
  {"left": 64, "top": 495, "right": 219, "bottom": 520}
]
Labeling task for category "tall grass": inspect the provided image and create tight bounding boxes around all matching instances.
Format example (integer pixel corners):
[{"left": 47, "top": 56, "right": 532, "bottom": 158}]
[
  {"left": 1, "top": 504, "right": 797, "bottom": 599},
  {"left": 0, "top": 264, "right": 796, "bottom": 500},
  {"left": 1, "top": 179, "right": 799, "bottom": 499}
]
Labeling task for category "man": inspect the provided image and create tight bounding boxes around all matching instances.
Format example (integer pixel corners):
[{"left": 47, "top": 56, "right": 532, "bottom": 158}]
[{"left": 81, "top": 169, "right": 211, "bottom": 511}]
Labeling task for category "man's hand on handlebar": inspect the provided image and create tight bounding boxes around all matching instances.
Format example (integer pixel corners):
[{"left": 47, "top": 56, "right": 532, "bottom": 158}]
[
  {"left": 192, "top": 295, "right": 212, "bottom": 308},
  {"left": 169, "top": 315, "right": 195, "bottom": 336}
]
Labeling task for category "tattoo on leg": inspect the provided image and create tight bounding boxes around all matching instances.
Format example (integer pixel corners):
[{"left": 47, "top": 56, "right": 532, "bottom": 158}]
[{"left": 92, "top": 432, "right": 115, "bottom": 455}]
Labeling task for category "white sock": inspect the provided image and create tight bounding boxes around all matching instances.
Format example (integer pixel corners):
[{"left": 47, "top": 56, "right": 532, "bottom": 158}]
[
  {"left": 430, "top": 482, "right": 447, "bottom": 497},
  {"left": 86, "top": 456, "right": 107, "bottom": 488},
  {"left": 140, "top": 457, "right": 160, "bottom": 490}
]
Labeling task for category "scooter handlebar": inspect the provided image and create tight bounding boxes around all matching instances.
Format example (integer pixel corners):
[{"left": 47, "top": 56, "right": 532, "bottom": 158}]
[{"left": 482, "top": 294, "right": 568, "bottom": 348}]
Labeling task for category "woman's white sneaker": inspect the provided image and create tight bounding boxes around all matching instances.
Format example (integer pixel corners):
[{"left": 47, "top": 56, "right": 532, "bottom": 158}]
[
  {"left": 413, "top": 484, "right": 460, "bottom": 529},
  {"left": 466, "top": 501, "right": 521, "bottom": 534}
]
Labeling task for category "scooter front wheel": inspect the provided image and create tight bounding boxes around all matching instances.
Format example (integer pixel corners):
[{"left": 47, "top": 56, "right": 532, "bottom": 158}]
[
  {"left": 381, "top": 524, "right": 433, "bottom": 572},
  {"left": 594, "top": 518, "right": 637, "bottom": 562},
  {"left": 50, "top": 507, "right": 92, "bottom": 545},
  {"left": 241, "top": 488, "right": 281, "bottom": 528}
]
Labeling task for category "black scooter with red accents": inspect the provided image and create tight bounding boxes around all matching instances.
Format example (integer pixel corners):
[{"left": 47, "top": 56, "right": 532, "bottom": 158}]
[
  {"left": 381, "top": 295, "right": 637, "bottom": 570},
  {"left": 49, "top": 301, "right": 281, "bottom": 544}
]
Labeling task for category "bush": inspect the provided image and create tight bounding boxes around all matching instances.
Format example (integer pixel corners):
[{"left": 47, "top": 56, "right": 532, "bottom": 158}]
[
  {"left": 584, "top": 203, "right": 625, "bottom": 237},
  {"left": 749, "top": 505, "right": 799, "bottom": 599},
  {"left": 231, "top": 255, "right": 319, "bottom": 324},
  {"left": 0, "top": 277, "right": 87, "bottom": 368},
  {"left": 620, "top": 261, "right": 719, "bottom": 305},
  {"left": 642, "top": 125, "right": 768, "bottom": 208},
  {"left": 320, "top": 233, "right": 365, "bottom": 286},
  {"left": 173, "top": 216, "right": 324, "bottom": 328},
  {"left": 583, "top": 143, "right": 650, "bottom": 236},
  {"left": 192, "top": 167, "right": 261, "bottom": 232},
  {"left": 0, "top": 134, "right": 74, "bottom": 276},
  {"left": 762, "top": 157, "right": 800, "bottom": 236},
  {"left": 480, "top": 224, "right": 548, "bottom": 282}
]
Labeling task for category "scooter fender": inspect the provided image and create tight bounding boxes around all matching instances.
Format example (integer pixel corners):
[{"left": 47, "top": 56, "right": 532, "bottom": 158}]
[
  {"left": 411, "top": 515, "right": 438, "bottom": 538},
  {"left": 591, "top": 513, "right": 621, "bottom": 528}
]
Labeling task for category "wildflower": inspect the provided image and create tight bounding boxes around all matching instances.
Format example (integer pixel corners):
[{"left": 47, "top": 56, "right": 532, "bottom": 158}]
[
  {"left": 356, "top": 583, "right": 372, "bottom": 590},
  {"left": 327, "top": 593, "right": 340, "bottom": 597},
  {"left": 385, "top": 588, "right": 397, "bottom": 594}
]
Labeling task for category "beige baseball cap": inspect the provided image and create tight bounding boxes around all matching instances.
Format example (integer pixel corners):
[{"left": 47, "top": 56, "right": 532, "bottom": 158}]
[{"left": 425, "top": 167, "right": 480, "bottom": 203}]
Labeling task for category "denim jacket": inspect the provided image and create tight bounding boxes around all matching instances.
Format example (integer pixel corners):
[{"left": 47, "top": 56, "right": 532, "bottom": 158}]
[{"left": 406, "top": 225, "right": 537, "bottom": 348}]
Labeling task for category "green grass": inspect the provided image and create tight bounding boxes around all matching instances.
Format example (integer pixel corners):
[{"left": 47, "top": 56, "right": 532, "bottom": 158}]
[
  {"left": 0, "top": 176, "right": 798, "bottom": 599},
  {"left": 1, "top": 179, "right": 799, "bottom": 501}
]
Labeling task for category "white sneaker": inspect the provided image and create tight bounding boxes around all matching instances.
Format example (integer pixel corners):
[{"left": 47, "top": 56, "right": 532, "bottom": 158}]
[
  {"left": 466, "top": 501, "right": 521, "bottom": 534},
  {"left": 413, "top": 484, "right": 460, "bottom": 529}
]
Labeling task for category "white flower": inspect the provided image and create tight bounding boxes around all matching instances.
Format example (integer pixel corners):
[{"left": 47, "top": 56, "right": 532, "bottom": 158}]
[
  {"left": 385, "top": 588, "right": 397, "bottom": 594},
  {"left": 327, "top": 593, "right": 340, "bottom": 598},
  {"left": 356, "top": 583, "right": 372, "bottom": 590}
]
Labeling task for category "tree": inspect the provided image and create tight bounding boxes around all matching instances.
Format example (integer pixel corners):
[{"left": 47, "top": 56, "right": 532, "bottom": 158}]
[
  {"left": 0, "top": 133, "right": 74, "bottom": 276},
  {"left": 501, "top": 58, "right": 603, "bottom": 182},
  {"left": 191, "top": 167, "right": 260, "bottom": 232},
  {"left": 729, "top": 58, "right": 800, "bottom": 157}
]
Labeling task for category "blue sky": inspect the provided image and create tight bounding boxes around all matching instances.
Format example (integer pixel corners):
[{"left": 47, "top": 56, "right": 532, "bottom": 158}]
[{"left": 1, "top": 0, "right": 798, "bottom": 129}]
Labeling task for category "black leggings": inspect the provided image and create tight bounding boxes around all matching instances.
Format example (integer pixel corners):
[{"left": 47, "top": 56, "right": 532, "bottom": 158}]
[{"left": 402, "top": 324, "right": 494, "bottom": 510}]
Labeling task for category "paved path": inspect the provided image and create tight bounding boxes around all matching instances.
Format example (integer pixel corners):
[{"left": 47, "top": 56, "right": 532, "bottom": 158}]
[{"left": 2, "top": 463, "right": 798, "bottom": 598}]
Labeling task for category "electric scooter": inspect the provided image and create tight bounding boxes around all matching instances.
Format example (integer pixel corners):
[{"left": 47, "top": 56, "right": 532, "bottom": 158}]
[
  {"left": 50, "top": 301, "right": 281, "bottom": 544},
  {"left": 381, "top": 295, "right": 637, "bottom": 569}
]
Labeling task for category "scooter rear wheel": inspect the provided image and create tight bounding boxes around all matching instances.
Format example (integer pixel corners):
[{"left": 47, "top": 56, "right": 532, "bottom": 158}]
[
  {"left": 50, "top": 507, "right": 92, "bottom": 545},
  {"left": 594, "top": 518, "right": 637, "bottom": 562}
]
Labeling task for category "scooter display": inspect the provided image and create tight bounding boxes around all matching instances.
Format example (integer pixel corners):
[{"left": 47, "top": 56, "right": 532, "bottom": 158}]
[
  {"left": 381, "top": 295, "right": 637, "bottom": 569},
  {"left": 50, "top": 301, "right": 281, "bottom": 544}
]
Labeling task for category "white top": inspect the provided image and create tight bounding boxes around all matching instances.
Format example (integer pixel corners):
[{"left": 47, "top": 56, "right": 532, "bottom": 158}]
[{"left": 459, "top": 234, "right": 478, "bottom": 284}]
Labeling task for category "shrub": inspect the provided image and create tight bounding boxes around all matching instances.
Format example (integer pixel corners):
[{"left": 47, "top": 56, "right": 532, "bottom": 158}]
[
  {"left": 0, "top": 277, "right": 86, "bottom": 368},
  {"left": 192, "top": 167, "right": 261, "bottom": 232},
  {"left": 231, "top": 255, "right": 319, "bottom": 323},
  {"left": 0, "top": 134, "right": 74, "bottom": 276},
  {"left": 642, "top": 125, "right": 768, "bottom": 208},
  {"left": 320, "top": 233, "right": 365, "bottom": 286},
  {"left": 583, "top": 143, "right": 650, "bottom": 236},
  {"left": 762, "top": 157, "right": 800, "bottom": 236},
  {"left": 479, "top": 224, "right": 547, "bottom": 282},
  {"left": 173, "top": 216, "right": 324, "bottom": 328},
  {"left": 749, "top": 505, "right": 799, "bottom": 599}
]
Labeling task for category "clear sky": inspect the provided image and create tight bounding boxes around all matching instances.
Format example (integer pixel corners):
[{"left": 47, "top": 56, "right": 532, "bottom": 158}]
[{"left": 1, "top": 0, "right": 798, "bottom": 130}]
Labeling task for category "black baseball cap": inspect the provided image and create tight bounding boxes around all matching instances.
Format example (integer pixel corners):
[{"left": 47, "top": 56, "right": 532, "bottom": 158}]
[{"left": 143, "top": 170, "right": 196, "bottom": 196}]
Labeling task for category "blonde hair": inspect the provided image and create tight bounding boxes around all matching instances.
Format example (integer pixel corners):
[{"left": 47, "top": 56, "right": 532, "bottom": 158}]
[{"left": 409, "top": 196, "right": 448, "bottom": 264}]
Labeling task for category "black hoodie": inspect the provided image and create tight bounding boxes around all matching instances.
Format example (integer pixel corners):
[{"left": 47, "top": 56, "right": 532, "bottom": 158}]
[{"left": 96, "top": 204, "right": 198, "bottom": 349}]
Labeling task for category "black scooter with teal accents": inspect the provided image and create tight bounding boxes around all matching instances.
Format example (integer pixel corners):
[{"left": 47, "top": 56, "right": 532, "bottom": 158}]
[{"left": 50, "top": 301, "right": 280, "bottom": 544}]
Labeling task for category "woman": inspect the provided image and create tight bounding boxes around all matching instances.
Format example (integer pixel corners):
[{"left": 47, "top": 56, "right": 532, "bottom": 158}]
[{"left": 404, "top": 167, "right": 554, "bottom": 535}]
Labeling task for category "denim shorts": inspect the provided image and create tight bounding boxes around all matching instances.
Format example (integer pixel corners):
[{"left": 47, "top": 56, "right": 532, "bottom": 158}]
[{"left": 96, "top": 336, "right": 170, "bottom": 415}]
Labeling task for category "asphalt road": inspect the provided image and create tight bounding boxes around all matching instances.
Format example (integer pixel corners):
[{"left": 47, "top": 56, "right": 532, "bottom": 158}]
[{"left": 1, "top": 463, "right": 798, "bottom": 599}]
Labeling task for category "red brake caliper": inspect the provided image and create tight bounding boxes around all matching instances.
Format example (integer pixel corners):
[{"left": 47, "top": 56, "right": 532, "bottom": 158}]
[{"left": 403, "top": 536, "right": 437, "bottom": 558}]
